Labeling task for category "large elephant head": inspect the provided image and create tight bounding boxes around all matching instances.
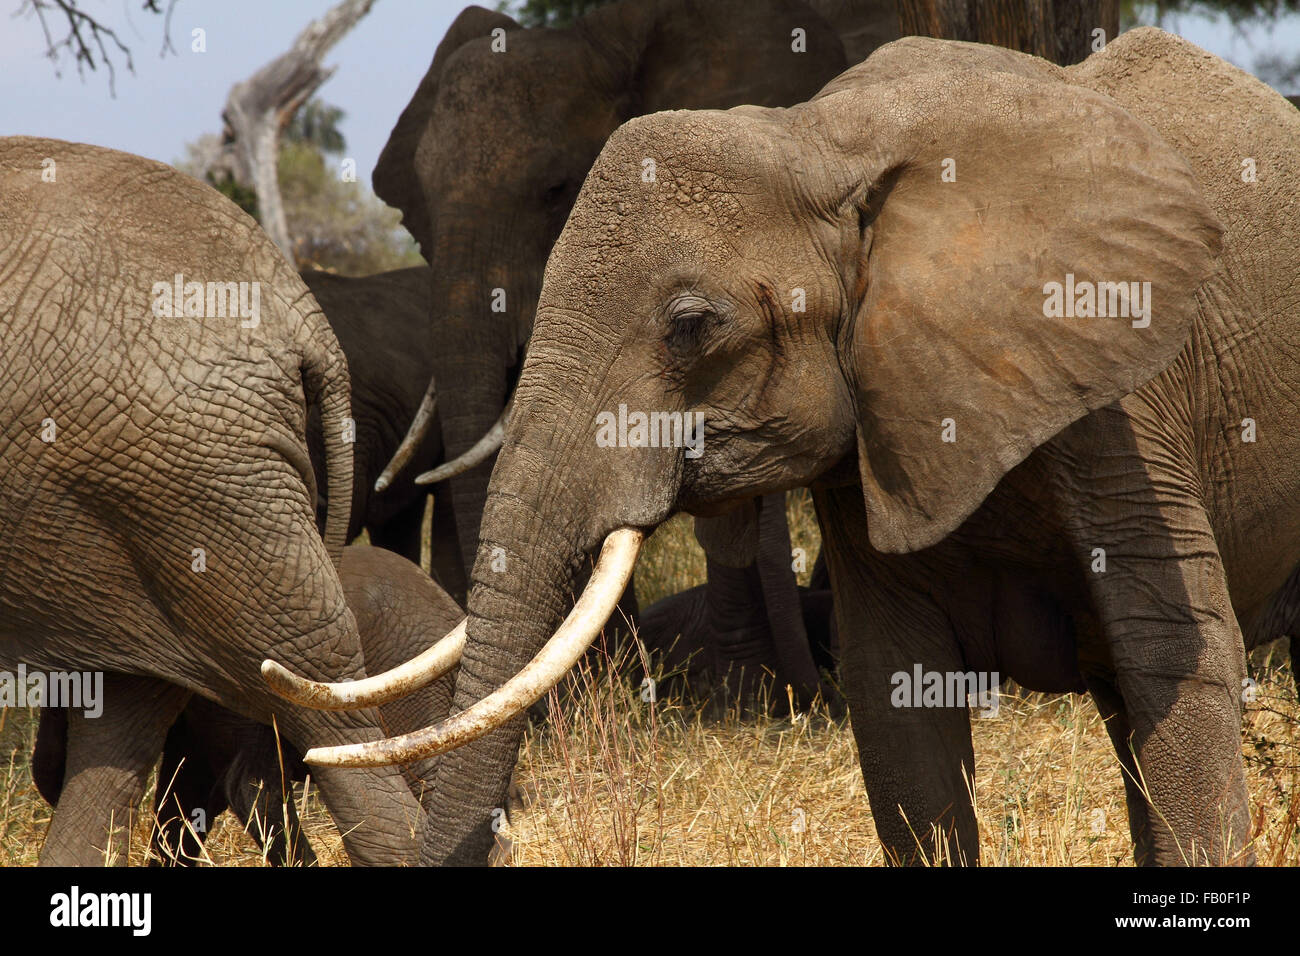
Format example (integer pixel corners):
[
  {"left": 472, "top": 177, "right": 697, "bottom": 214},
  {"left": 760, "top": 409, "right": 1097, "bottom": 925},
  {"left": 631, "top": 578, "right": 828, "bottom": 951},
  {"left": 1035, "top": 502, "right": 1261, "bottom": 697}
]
[
  {"left": 279, "top": 35, "right": 1222, "bottom": 864},
  {"left": 370, "top": 0, "right": 895, "bottom": 585}
]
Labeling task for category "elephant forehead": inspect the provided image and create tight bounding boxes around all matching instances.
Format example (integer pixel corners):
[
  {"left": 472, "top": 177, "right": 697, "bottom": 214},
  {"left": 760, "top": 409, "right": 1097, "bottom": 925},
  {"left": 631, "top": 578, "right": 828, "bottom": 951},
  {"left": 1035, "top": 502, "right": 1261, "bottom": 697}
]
[
  {"left": 555, "top": 114, "right": 789, "bottom": 269},
  {"left": 427, "top": 36, "right": 609, "bottom": 184}
]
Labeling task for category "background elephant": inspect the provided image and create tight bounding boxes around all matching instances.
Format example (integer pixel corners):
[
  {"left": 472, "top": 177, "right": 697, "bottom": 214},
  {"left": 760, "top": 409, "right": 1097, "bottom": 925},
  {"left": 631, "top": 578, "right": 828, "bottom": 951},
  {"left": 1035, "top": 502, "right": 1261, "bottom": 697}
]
[
  {"left": 300, "top": 266, "right": 473, "bottom": 597},
  {"left": 0, "top": 137, "right": 431, "bottom": 865},
  {"left": 639, "top": 559, "right": 838, "bottom": 714},
  {"left": 301, "top": 268, "right": 436, "bottom": 557},
  {"left": 638, "top": 498, "right": 840, "bottom": 713},
  {"left": 32, "top": 546, "right": 459, "bottom": 866},
  {"left": 293, "top": 28, "right": 1299, "bottom": 867}
]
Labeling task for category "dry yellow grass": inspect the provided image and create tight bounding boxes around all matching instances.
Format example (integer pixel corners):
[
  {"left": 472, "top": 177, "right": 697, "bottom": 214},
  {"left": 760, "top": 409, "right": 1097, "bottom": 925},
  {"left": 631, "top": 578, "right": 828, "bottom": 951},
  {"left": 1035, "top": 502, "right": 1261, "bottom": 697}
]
[
  {"left": 496, "top": 648, "right": 1298, "bottom": 866},
  {"left": 2, "top": 658, "right": 1295, "bottom": 866},
  {"left": 2, "top": 488, "right": 1296, "bottom": 865}
]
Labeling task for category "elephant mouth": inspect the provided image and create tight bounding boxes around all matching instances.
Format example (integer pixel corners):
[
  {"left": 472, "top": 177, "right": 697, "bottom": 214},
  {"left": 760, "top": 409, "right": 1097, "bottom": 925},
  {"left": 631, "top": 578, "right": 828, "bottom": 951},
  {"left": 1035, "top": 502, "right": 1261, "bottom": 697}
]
[{"left": 260, "top": 526, "right": 645, "bottom": 767}]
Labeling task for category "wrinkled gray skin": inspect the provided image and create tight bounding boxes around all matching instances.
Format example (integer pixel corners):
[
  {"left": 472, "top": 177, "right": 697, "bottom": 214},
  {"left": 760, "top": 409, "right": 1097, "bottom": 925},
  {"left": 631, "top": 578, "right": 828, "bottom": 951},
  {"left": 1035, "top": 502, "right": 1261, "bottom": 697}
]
[
  {"left": 371, "top": 0, "right": 896, "bottom": 590},
  {"left": 33, "top": 546, "right": 459, "bottom": 866},
  {"left": 415, "top": 30, "right": 1300, "bottom": 865},
  {"left": 300, "top": 267, "right": 470, "bottom": 596},
  {"left": 0, "top": 138, "right": 428, "bottom": 865}
]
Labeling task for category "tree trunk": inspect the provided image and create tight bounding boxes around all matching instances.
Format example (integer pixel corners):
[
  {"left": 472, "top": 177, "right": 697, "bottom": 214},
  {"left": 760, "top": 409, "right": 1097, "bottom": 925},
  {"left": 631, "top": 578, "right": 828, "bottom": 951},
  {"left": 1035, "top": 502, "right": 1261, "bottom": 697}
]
[
  {"left": 222, "top": 0, "right": 377, "bottom": 261},
  {"left": 896, "top": 0, "right": 1120, "bottom": 65}
]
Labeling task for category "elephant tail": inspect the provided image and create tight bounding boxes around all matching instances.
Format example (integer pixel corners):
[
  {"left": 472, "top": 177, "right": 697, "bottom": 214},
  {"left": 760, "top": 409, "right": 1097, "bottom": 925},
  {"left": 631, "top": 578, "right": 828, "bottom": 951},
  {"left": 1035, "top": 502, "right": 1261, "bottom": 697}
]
[{"left": 300, "top": 321, "right": 353, "bottom": 571}]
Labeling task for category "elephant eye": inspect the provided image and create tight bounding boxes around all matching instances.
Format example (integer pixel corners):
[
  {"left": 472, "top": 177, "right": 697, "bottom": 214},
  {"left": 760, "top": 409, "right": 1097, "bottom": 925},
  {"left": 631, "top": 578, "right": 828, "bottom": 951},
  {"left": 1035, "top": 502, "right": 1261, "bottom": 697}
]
[
  {"left": 666, "top": 295, "right": 716, "bottom": 351},
  {"left": 544, "top": 179, "right": 571, "bottom": 202},
  {"left": 669, "top": 295, "right": 713, "bottom": 320}
]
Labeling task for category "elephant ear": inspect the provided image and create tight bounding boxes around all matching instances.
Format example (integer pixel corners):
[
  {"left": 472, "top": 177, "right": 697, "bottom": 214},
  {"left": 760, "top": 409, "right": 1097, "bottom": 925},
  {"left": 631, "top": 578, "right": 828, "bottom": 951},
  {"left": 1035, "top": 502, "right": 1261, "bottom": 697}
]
[
  {"left": 596, "top": 0, "right": 846, "bottom": 115},
  {"left": 373, "top": 6, "right": 519, "bottom": 256},
  {"left": 806, "top": 65, "right": 1222, "bottom": 553}
]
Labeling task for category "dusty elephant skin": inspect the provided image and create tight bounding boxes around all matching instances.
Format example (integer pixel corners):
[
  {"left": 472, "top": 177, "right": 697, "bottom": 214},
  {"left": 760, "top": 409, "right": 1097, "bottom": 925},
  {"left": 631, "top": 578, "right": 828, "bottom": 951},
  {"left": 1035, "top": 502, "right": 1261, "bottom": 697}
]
[
  {"left": 362, "top": 28, "right": 1299, "bottom": 866},
  {"left": 0, "top": 138, "right": 429, "bottom": 865},
  {"left": 371, "top": 0, "right": 896, "bottom": 589},
  {"left": 32, "top": 546, "right": 459, "bottom": 866}
]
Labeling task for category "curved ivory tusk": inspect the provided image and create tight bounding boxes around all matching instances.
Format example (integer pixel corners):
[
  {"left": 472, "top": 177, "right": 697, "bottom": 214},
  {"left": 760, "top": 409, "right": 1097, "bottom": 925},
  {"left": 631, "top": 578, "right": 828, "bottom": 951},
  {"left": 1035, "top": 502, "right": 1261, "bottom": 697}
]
[
  {"left": 261, "top": 619, "right": 466, "bottom": 710},
  {"left": 413, "top": 400, "right": 510, "bottom": 486},
  {"left": 303, "top": 527, "right": 643, "bottom": 767},
  {"left": 374, "top": 375, "right": 439, "bottom": 492}
]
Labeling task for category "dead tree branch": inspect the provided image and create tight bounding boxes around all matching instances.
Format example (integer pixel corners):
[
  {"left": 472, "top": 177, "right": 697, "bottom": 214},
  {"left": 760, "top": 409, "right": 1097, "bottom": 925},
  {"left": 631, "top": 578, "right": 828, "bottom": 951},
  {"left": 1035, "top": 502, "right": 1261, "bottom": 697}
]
[{"left": 220, "top": 0, "right": 377, "bottom": 261}]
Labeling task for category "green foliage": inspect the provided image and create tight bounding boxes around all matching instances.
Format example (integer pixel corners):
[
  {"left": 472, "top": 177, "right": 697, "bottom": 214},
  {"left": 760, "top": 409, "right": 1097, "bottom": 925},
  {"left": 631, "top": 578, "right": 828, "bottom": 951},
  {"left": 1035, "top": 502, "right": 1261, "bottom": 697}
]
[
  {"left": 1161, "top": 0, "right": 1300, "bottom": 17},
  {"left": 176, "top": 97, "right": 422, "bottom": 275},
  {"left": 206, "top": 171, "right": 259, "bottom": 220},
  {"left": 285, "top": 99, "right": 347, "bottom": 154},
  {"left": 495, "top": 0, "right": 617, "bottom": 28}
]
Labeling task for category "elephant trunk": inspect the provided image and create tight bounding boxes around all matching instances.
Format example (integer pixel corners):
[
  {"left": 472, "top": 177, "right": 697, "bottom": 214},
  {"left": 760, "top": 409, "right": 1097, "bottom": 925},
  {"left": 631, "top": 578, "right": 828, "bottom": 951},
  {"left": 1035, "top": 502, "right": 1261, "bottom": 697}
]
[
  {"left": 415, "top": 398, "right": 510, "bottom": 486},
  {"left": 421, "top": 439, "right": 620, "bottom": 864},
  {"left": 390, "top": 253, "right": 527, "bottom": 593},
  {"left": 435, "top": 341, "right": 512, "bottom": 585}
]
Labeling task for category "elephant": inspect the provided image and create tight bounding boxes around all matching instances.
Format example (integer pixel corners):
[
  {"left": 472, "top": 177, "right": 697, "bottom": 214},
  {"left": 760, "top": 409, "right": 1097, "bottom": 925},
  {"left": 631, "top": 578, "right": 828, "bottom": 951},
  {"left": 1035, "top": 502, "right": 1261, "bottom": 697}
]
[
  {"left": 300, "top": 268, "right": 436, "bottom": 556},
  {"left": 640, "top": 564, "right": 837, "bottom": 713},
  {"left": 275, "top": 28, "right": 1300, "bottom": 867},
  {"left": 638, "top": 498, "right": 840, "bottom": 713},
  {"left": 32, "top": 546, "right": 460, "bottom": 866},
  {"left": 299, "top": 267, "right": 474, "bottom": 598},
  {"left": 370, "top": 0, "right": 897, "bottom": 591},
  {"left": 303, "top": 264, "right": 831, "bottom": 712},
  {"left": 301, "top": 262, "right": 831, "bottom": 714},
  {"left": 0, "top": 136, "right": 432, "bottom": 865}
]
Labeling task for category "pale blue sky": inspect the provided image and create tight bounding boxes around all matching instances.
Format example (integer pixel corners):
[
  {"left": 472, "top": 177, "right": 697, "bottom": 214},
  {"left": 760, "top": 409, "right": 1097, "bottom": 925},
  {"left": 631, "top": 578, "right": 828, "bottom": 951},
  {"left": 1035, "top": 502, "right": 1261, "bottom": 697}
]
[{"left": 1, "top": 1, "right": 1297, "bottom": 196}]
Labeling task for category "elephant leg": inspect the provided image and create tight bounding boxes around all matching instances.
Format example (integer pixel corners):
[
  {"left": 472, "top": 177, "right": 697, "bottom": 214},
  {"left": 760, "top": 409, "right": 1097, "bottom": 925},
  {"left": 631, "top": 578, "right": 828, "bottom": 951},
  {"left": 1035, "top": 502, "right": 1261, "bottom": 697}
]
[
  {"left": 39, "top": 674, "right": 191, "bottom": 866},
  {"left": 368, "top": 493, "right": 427, "bottom": 567},
  {"left": 1068, "top": 420, "right": 1251, "bottom": 865},
  {"left": 151, "top": 698, "right": 315, "bottom": 867},
  {"left": 1083, "top": 537, "right": 1250, "bottom": 864},
  {"left": 264, "top": 703, "right": 426, "bottom": 866},
  {"left": 1083, "top": 672, "right": 1156, "bottom": 865},
  {"left": 151, "top": 711, "right": 224, "bottom": 866},
  {"left": 816, "top": 487, "right": 978, "bottom": 865},
  {"left": 755, "top": 493, "right": 827, "bottom": 710},
  {"left": 219, "top": 727, "right": 315, "bottom": 867},
  {"left": 702, "top": 557, "right": 777, "bottom": 712},
  {"left": 222, "top": 733, "right": 313, "bottom": 868}
]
